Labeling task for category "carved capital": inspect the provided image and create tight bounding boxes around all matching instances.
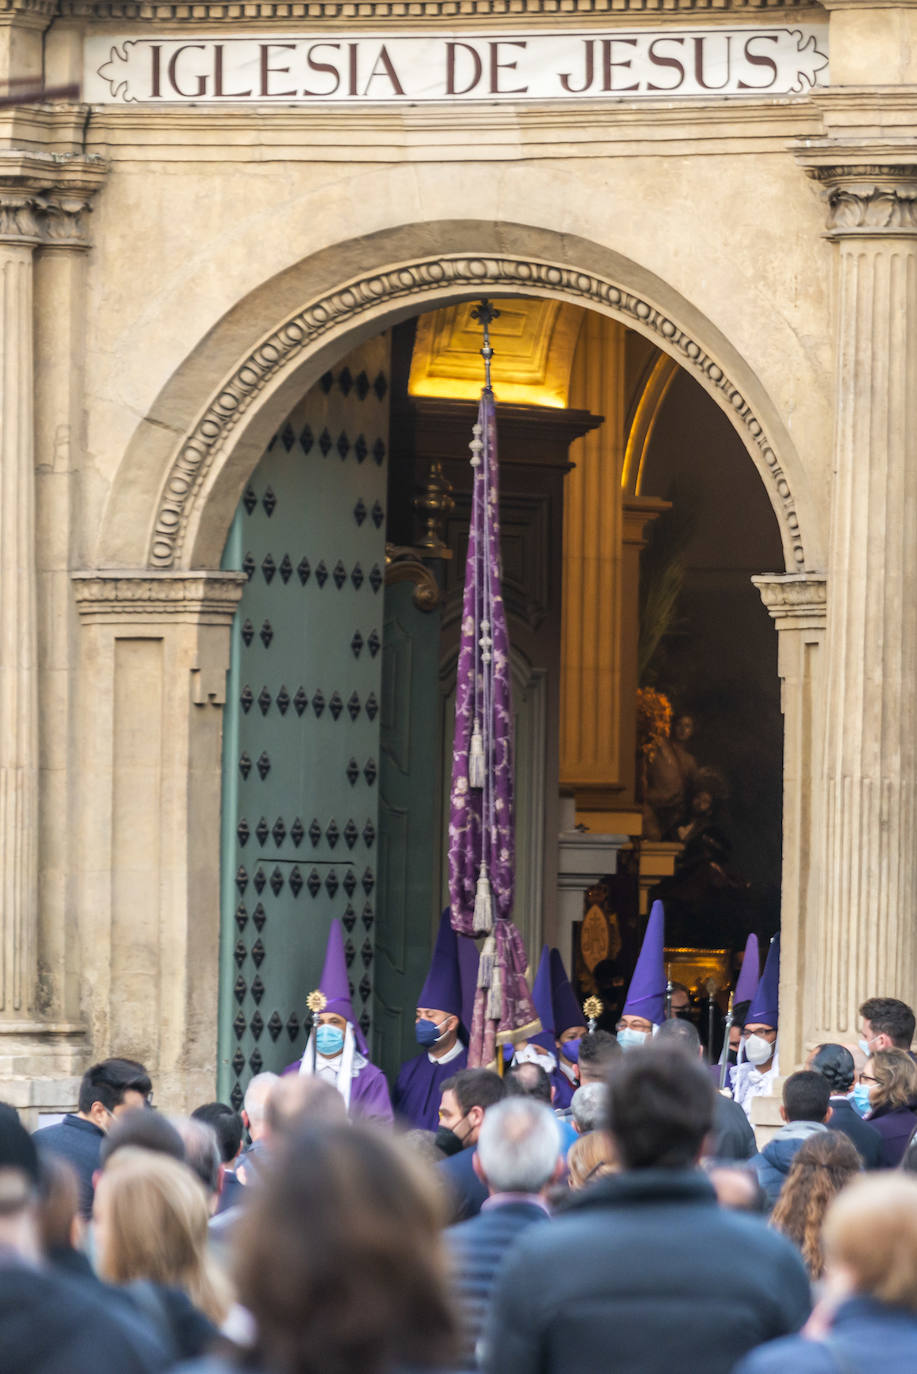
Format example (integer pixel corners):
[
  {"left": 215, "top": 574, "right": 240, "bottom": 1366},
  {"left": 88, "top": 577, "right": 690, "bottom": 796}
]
[
  {"left": 751, "top": 572, "right": 827, "bottom": 629},
  {"left": 72, "top": 570, "right": 247, "bottom": 625},
  {"left": 0, "top": 154, "right": 108, "bottom": 249},
  {"left": 802, "top": 162, "right": 917, "bottom": 237}
]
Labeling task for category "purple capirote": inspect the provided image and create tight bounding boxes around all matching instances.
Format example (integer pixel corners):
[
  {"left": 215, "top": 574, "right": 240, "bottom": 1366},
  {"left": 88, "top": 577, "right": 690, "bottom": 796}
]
[
  {"left": 746, "top": 933, "right": 780, "bottom": 1030},
  {"left": 734, "top": 933, "right": 761, "bottom": 1008},
  {"left": 622, "top": 901, "right": 666, "bottom": 1026}
]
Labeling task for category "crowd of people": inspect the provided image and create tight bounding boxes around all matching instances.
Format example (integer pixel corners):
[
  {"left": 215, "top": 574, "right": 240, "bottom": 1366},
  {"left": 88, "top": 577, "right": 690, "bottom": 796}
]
[{"left": 6, "top": 907, "right": 917, "bottom": 1373}]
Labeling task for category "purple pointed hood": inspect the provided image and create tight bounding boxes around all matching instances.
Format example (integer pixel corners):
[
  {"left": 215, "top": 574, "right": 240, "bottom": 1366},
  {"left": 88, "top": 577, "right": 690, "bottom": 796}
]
[
  {"left": 746, "top": 933, "right": 780, "bottom": 1030},
  {"left": 529, "top": 946, "right": 555, "bottom": 1052},
  {"left": 550, "top": 948, "right": 584, "bottom": 1035},
  {"left": 315, "top": 918, "right": 368, "bottom": 1054},
  {"left": 419, "top": 910, "right": 463, "bottom": 1018},
  {"left": 734, "top": 933, "right": 760, "bottom": 1008},
  {"left": 623, "top": 901, "right": 666, "bottom": 1026}
]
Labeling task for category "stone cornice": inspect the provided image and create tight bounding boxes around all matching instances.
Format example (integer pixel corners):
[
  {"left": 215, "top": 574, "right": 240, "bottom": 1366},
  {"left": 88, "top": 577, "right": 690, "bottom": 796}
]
[
  {"left": 752, "top": 571, "right": 827, "bottom": 627},
  {"left": 796, "top": 149, "right": 917, "bottom": 236},
  {"left": 72, "top": 570, "right": 247, "bottom": 623},
  {"left": 59, "top": 0, "right": 817, "bottom": 21},
  {"left": 0, "top": 152, "right": 109, "bottom": 248}
]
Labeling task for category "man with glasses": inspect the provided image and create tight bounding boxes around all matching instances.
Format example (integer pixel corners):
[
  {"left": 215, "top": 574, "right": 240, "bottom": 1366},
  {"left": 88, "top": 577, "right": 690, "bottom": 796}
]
[{"left": 33, "top": 1058, "right": 152, "bottom": 1218}]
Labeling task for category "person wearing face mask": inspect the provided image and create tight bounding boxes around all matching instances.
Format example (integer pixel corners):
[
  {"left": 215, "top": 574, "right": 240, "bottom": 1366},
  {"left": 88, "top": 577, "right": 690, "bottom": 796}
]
[
  {"left": 710, "top": 933, "right": 760, "bottom": 1090},
  {"left": 436, "top": 1068, "right": 507, "bottom": 1223},
  {"left": 616, "top": 902, "right": 666, "bottom": 1051},
  {"left": 732, "top": 934, "right": 781, "bottom": 1118},
  {"left": 285, "top": 919, "right": 393, "bottom": 1124},
  {"left": 550, "top": 949, "right": 588, "bottom": 1104},
  {"left": 516, "top": 948, "right": 581, "bottom": 1110},
  {"left": 392, "top": 911, "right": 472, "bottom": 1131}
]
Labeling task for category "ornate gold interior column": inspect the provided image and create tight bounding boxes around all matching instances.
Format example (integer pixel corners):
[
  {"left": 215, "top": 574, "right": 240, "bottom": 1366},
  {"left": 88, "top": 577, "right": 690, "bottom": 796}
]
[
  {"left": 561, "top": 313, "right": 633, "bottom": 826},
  {"left": 798, "top": 157, "right": 917, "bottom": 1042},
  {"left": 752, "top": 573, "right": 827, "bottom": 1069}
]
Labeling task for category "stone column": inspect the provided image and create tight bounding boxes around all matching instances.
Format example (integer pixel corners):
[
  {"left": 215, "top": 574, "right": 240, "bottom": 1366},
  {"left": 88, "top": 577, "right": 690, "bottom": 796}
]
[
  {"left": 800, "top": 161, "right": 917, "bottom": 1043},
  {"left": 0, "top": 194, "right": 40, "bottom": 1026},
  {"left": 752, "top": 573, "right": 827, "bottom": 1070}
]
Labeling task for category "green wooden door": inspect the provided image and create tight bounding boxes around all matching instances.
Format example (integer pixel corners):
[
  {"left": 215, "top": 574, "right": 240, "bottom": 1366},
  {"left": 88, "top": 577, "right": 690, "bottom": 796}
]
[
  {"left": 374, "top": 579, "right": 443, "bottom": 1083},
  {"left": 218, "top": 338, "right": 390, "bottom": 1109}
]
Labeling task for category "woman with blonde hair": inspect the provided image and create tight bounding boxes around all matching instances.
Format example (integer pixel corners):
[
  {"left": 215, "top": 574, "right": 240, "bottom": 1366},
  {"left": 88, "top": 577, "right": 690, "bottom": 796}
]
[
  {"left": 734, "top": 1173, "right": 917, "bottom": 1372},
  {"left": 566, "top": 1130, "right": 616, "bottom": 1190},
  {"left": 859, "top": 1048, "right": 917, "bottom": 1167},
  {"left": 770, "top": 1130, "right": 862, "bottom": 1280},
  {"left": 93, "top": 1146, "right": 231, "bottom": 1359}
]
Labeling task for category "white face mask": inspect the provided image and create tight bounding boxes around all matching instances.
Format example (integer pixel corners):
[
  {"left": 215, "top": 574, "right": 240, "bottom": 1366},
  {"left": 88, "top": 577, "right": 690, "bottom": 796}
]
[{"left": 744, "top": 1033, "right": 774, "bottom": 1067}]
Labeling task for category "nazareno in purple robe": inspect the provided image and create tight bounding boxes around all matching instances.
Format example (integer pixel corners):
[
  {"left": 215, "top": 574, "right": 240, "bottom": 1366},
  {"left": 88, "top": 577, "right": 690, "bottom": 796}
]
[
  {"left": 393, "top": 1047, "right": 468, "bottom": 1132},
  {"left": 282, "top": 1055, "right": 394, "bottom": 1126}
]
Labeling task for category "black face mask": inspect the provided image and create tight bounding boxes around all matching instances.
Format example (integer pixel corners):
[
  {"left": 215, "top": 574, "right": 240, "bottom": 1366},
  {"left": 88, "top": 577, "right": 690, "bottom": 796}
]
[
  {"left": 434, "top": 1127, "right": 463, "bottom": 1157},
  {"left": 434, "top": 1111, "right": 470, "bottom": 1157}
]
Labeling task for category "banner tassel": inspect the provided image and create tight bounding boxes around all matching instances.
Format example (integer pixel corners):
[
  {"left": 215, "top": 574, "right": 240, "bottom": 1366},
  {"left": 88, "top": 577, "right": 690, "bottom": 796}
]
[
  {"left": 474, "top": 865, "right": 494, "bottom": 934},
  {"left": 477, "top": 933, "right": 496, "bottom": 988},
  {"left": 486, "top": 964, "right": 503, "bottom": 1021},
  {"left": 468, "top": 721, "right": 485, "bottom": 790}
]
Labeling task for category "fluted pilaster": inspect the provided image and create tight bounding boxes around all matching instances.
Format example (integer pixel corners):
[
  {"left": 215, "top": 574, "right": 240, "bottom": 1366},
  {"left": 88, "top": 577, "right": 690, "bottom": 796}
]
[
  {"left": 0, "top": 156, "right": 105, "bottom": 1035},
  {"left": 0, "top": 236, "right": 38, "bottom": 1017},
  {"left": 803, "top": 160, "right": 917, "bottom": 1039}
]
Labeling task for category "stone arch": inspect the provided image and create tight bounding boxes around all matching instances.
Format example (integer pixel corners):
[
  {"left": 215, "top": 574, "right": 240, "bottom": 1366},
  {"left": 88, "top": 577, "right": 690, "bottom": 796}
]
[{"left": 98, "top": 222, "right": 823, "bottom": 573}]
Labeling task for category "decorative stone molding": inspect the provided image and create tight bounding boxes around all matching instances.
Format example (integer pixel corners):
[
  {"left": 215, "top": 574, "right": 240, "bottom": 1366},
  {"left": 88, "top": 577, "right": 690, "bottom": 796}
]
[
  {"left": 801, "top": 163, "right": 917, "bottom": 237},
  {"left": 72, "top": 571, "right": 247, "bottom": 624},
  {"left": 751, "top": 571, "right": 827, "bottom": 626},
  {"left": 61, "top": 0, "right": 813, "bottom": 22},
  {"left": 0, "top": 154, "right": 109, "bottom": 250},
  {"left": 150, "top": 254, "right": 808, "bottom": 573}
]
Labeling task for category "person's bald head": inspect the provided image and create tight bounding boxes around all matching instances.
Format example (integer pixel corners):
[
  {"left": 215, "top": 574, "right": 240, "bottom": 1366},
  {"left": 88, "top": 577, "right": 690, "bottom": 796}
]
[{"left": 266, "top": 1076, "right": 348, "bottom": 1135}]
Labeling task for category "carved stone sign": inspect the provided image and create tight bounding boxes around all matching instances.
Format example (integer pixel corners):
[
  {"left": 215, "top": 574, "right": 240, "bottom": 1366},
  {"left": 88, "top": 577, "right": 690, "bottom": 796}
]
[{"left": 85, "top": 26, "right": 828, "bottom": 104}]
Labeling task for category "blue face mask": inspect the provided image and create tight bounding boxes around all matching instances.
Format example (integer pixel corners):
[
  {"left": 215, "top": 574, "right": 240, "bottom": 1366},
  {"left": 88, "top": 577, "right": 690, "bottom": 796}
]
[
  {"left": 617, "top": 1027, "right": 649, "bottom": 1052},
  {"left": 316, "top": 1024, "right": 345, "bottom": 1057},
  {"left": 415, "top": 1017, "right": 447, "bottom": 1048},
  {"left": 561, "top": 1038, "right": 581, "bottom": 1064},
  {"left": 851, "top": 1083, "right": 873, "bottom": 1118}
]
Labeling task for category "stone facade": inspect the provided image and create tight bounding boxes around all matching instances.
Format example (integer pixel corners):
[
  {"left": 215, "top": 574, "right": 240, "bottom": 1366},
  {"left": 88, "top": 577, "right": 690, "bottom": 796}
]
[{"left": 1, "top": 0, "right": 913, "bottom": 1113}]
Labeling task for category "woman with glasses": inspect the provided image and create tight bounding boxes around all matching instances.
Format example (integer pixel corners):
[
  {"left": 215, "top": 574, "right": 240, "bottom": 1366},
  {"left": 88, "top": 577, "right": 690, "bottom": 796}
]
[{"left": 856, "top": 1049, "right": 917, "bottom": 1167}]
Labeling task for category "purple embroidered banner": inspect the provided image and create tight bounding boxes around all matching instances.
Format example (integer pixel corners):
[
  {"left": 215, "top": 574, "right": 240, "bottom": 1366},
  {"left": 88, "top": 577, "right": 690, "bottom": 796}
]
[{"left": 448, "top": 382, "right": 538, "bottom": 1066}]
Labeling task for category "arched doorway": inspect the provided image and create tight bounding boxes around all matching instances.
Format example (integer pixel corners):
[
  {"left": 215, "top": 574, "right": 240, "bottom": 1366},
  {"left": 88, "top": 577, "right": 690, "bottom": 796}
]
[
  {"left": 212, "top": 292, "right": 788, "bottom": 1105},
  {"left": 88, "top": 222, "right": 823, "bottom": 1102}
]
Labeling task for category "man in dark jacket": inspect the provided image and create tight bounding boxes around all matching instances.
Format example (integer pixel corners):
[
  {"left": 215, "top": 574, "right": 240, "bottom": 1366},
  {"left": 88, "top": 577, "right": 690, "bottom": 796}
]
[
  {"left": 483, "top": 1047, "right": 810, "bottom": 1374},
  {"left": 437, "top": 1068, "right": 506, "bottom": 1223},
  {"left": 32, "top": 1058, "right": 152, "bottom": 1218},
  {"left": 447, "top": 1097, "right": 562, "bottom": 1368},
  {"left": 753, "top": 1071, "right": 833, "bottom": 1210},
  {"left": 809, "top": 1043, "right": 883, "bottom": 1168}
]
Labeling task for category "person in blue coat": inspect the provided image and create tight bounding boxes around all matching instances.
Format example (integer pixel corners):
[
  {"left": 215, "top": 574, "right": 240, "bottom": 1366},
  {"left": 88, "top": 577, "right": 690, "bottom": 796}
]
[{"left": 734, "top": 1173, "right": 917, "bottom": 1374}]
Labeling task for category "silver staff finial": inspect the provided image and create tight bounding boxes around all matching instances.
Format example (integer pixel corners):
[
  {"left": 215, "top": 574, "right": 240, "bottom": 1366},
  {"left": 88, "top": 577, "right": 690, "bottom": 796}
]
[{"left": 471, "top": 299, "right": 500, "bottom": 391}]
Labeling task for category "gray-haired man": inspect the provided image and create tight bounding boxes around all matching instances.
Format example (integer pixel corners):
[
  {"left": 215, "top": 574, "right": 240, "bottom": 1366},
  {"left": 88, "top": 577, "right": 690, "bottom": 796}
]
[{"left": 447, "top": 1098, "right": 563, "bottom": 1370}]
